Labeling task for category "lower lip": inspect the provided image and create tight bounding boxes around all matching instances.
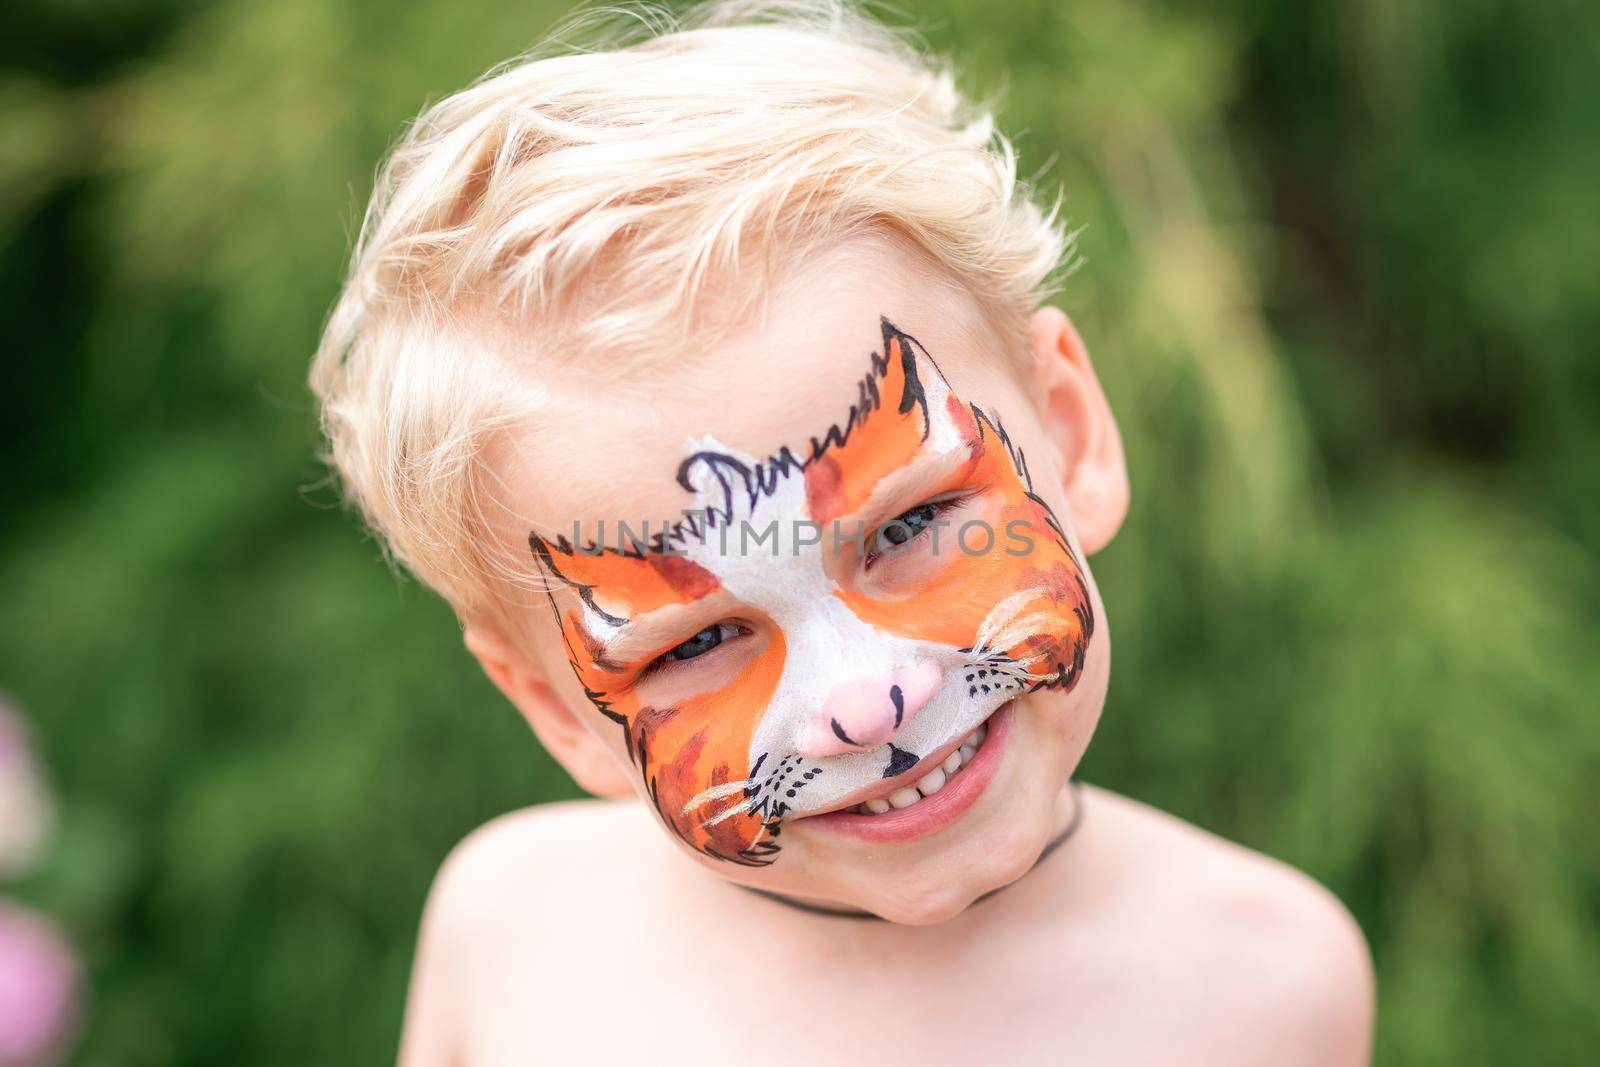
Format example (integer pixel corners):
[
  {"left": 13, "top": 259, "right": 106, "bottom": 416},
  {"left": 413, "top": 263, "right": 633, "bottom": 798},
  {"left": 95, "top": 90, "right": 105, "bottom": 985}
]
[{"left": 805, "top": 700, "right": 1014, "bottom": 844}]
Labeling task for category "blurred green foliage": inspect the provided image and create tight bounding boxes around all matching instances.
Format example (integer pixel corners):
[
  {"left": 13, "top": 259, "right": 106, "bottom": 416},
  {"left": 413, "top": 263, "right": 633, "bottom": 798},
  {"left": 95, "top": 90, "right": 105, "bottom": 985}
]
[{"left": 2, "top": 0, "right": 1597, "bottom": 1062}]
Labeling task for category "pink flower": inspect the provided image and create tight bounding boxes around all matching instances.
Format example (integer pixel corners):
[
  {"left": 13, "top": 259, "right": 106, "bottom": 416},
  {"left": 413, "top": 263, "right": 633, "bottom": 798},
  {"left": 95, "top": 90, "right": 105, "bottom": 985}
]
[{"left": 0, "top": 901, "right": 80, "bottom": 1067}]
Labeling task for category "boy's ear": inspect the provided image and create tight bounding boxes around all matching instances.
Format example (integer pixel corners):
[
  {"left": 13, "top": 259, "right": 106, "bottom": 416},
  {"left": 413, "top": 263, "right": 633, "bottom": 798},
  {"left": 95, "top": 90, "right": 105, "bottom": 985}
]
[
  {"left": 462, "top": 623, "right": 634, "bottom": 798},
  {"left": 1027, "top": 306, "right": 1129, "bottom": 554}
]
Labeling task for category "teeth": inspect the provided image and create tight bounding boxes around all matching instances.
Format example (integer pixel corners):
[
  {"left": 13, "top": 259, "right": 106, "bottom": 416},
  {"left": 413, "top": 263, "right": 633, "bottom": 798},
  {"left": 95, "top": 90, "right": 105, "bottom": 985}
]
[
  {"left": 847, "top": 716, "right": 993, "bottom": 816},
  {"left": 887, "top": 787, "right": 921, "bottom": 809}
]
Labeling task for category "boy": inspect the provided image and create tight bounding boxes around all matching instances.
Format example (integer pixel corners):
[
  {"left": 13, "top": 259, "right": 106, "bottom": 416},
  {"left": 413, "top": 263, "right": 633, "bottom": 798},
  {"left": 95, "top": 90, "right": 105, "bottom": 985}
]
[{"left": 310, "top": 1, "right": 1374, "bottom": 1062}]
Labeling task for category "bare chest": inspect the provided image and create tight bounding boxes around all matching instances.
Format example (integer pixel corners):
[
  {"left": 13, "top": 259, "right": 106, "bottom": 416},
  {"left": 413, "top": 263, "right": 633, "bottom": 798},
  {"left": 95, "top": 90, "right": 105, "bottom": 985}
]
[{"left": 460, "top": 901, "right": 1265, "bottom": 1067}]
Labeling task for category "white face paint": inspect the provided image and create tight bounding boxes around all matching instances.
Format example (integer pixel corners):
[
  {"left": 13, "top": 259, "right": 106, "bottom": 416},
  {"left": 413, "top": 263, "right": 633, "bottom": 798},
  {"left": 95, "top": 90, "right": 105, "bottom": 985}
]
[{"left": 532, "top": 318, "right": 1094, "bottom": 866}]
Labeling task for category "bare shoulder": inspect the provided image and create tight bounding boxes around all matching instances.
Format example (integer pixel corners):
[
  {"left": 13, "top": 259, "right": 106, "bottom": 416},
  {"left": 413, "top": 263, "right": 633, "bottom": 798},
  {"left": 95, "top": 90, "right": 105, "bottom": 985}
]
[
  {"left": 396, "top": 799, "right": 655, "bottom": 1066},
  {"left": 428, "top": 797, "right": 646, "bottom": 913},
  {"left": 1075, "top": 786, "right": 1375, "bottom": 1065},
  {"left": 414, "top": 797, "right": 675, "bottom": 960}
]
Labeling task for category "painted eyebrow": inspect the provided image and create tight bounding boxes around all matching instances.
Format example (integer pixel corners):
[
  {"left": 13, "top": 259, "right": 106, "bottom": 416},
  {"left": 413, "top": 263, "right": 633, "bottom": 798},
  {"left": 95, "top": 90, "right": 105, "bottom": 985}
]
[{"left": 595, "top": 594, "right": 732, "bottom": 666}]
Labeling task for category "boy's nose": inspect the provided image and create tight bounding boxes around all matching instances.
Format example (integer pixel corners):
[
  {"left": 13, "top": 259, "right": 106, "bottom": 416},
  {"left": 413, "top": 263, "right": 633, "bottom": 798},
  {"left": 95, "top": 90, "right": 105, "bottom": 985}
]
[{"left": 798, "top": 663, "right": 944, "bottom": 758}]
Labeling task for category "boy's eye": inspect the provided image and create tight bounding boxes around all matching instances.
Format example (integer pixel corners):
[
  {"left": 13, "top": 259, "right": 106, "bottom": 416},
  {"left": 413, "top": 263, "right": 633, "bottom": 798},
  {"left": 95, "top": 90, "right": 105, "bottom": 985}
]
[
  {"left": 877, "top": 502, "right": 940, "bottom": 548},
  {"left": 670, "top": 625, "right": 727, "bottom": 661},
  {"left": 643, "top": 622, "right": 743, "bottom": 674},
  {"left": 865, "top": 497, "right": 964, "bottom": 567}
]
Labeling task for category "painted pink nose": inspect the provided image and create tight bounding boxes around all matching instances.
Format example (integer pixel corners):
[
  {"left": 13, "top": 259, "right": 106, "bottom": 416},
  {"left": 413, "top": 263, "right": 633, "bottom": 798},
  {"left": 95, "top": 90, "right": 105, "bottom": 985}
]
[{"left": 798, "top": 663, "right": 944, "bottom": 758}]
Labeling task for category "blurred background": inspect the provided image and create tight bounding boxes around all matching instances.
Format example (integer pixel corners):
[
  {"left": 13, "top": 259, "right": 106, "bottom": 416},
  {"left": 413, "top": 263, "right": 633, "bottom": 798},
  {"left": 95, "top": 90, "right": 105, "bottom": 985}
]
[{"left": 2, "top": 0, "right": 1597, "bottom": 1062}]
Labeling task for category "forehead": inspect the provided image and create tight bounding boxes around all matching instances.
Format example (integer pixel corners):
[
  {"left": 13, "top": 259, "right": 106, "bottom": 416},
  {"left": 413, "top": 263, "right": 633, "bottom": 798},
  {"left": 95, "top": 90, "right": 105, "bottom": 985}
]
[{"left": 487, "top": 232, "right": 1024, "bottom": 545}]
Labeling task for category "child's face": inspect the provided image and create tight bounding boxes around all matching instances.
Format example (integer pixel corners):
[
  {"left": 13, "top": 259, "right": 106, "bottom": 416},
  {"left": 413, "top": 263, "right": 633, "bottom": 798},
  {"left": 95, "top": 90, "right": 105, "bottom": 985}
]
[{"left": 492, "top": 235, "right": 1113, "bottom": 923}]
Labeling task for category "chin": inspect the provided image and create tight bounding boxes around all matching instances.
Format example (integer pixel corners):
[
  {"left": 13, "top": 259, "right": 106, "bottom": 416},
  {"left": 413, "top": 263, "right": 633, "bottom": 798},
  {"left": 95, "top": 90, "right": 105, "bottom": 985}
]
[{"left": 862, "top": 814, "right": 1057, "bottom": 925}]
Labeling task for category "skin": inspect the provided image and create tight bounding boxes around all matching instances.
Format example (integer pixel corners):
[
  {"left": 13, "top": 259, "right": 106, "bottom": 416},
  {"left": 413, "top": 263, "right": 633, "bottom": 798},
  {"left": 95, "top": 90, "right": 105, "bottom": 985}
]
[{"left": 399, "top": 231, "right": 1375, "bottom": 1065}]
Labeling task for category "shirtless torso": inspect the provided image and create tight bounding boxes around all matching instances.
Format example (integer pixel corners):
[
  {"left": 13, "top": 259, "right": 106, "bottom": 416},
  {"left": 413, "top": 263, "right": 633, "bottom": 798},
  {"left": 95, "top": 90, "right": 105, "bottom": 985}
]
[{"left": 397, "top": 784, "right": 1374, "bottom": 1066}]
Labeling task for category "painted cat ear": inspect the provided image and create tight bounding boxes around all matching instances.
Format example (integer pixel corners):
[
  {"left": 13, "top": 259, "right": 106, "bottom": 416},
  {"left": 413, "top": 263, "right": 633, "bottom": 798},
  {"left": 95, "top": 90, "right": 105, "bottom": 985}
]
[
  {"left": 1027, "top": 307, "right": 1128, "bottom": 554},
  {"left": 878, "top": 317, "right": 936, "bottom": 438},
  {"left": 880, "top": 317, "right": 971, "bottom": 448},
  {"left": 802, "top": 319, "right": 964, "bottom": 524}
]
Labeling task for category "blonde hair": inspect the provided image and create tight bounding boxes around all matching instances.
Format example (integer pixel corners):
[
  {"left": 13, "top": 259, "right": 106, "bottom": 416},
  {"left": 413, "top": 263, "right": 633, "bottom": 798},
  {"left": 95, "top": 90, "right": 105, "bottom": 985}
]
[{"left": 309, "top": 0, "right": 1071, "bottom": 624}]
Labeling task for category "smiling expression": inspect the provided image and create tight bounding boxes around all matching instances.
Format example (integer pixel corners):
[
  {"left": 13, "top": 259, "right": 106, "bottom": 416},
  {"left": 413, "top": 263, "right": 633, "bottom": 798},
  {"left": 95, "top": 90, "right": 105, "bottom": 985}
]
[{"left": 530, "top": 317, "right": 1094, "bottom": 865}]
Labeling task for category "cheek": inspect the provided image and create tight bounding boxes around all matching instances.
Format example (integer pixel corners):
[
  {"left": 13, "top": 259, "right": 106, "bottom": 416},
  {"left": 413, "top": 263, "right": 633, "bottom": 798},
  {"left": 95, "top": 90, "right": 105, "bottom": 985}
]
[{"left": 625, "top": 633, "right": 789, "bottom": 865}]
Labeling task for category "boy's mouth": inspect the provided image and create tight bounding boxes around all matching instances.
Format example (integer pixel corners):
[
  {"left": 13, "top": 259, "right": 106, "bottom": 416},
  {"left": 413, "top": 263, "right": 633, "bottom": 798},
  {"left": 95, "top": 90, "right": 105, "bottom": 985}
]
[
  {"left": 846, "top": 717, "right": 991, "bottom": 815},
  {"left": 798, "top": 700, "right": 1014, "bottom": 842}
]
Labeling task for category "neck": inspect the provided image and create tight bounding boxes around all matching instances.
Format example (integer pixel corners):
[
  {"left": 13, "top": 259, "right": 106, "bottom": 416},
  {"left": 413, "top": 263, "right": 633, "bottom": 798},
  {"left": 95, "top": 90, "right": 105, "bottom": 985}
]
[{"left": 743, "top": 778, "right": 1086, "bottom": 921}]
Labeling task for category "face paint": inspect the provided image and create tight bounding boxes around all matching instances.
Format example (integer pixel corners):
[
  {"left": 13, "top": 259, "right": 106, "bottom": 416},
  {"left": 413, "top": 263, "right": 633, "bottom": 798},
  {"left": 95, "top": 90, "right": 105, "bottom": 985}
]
[{"left": 530, "top": 317, "right": 1094, "bottom": 866}]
